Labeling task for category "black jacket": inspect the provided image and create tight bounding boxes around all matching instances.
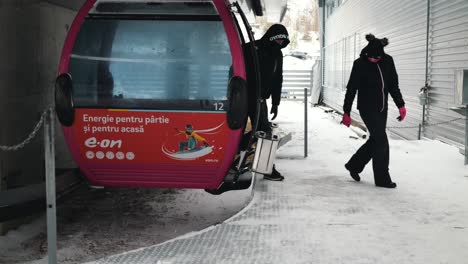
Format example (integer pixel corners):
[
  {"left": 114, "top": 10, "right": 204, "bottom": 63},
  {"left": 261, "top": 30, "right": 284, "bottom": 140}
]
[
  {"left": 343, "top": 54, "right": 405, "bottom": 114},
  {"left": 243, "top": 24, "right": 289, "bottom": 106}
]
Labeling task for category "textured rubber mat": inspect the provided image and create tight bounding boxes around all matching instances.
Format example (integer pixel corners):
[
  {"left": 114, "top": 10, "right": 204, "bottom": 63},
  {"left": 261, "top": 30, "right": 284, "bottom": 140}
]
[{"left": 87, "top": 174, "right": 318, "bottom": 264}]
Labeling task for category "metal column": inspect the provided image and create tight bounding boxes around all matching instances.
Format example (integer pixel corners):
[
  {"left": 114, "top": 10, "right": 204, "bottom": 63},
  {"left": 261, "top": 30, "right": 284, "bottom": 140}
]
[
  {"left": 44, "top": 108, "right": 57, "bottom": 264},
  {"left": 465, "top": 108, "right": 468, "bottom": 165},
  {"left": 420, "top": 0, "right": 431, "bottom": 140},
  {"left": 304, "top": 88, "right": 308, "bottom": 158}
]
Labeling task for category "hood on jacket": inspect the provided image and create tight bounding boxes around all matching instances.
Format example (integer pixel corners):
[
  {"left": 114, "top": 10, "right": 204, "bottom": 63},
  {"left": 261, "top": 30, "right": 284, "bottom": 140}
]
[
  {"left": 360, "top": 33, "right": 389, "bottom": 58},
  {"left": 261, "top": 24, "right": 290, "bottom": 49}
]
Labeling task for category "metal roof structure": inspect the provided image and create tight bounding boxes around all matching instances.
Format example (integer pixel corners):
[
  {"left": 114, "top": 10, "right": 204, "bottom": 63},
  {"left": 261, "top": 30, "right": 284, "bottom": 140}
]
[{"left": 44, "top": 0, "right": 288, "bottom": 23}]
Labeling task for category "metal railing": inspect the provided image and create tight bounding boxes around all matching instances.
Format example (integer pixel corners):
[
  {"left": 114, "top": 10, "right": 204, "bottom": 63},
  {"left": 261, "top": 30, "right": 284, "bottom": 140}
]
[{"left": 0, "top": 106, "right": 57, "bottom": 264}]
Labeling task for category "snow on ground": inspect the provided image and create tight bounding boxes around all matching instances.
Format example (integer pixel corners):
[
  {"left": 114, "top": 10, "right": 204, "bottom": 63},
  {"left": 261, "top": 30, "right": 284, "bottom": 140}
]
[
  {"left": 81, "top": 101, "right": 468, "bottom": 264},
  {"left": 283, "top": 56, "right": 317, "bottom": 70},
  {"left": 271, "top": 101, "right": 468, "bottom": 263},
  {"left": 0, "top": 185, "right": 252, "bottom": 263},
  {"left": 2, "top": 100, "right": 468, "bottom": 264}
]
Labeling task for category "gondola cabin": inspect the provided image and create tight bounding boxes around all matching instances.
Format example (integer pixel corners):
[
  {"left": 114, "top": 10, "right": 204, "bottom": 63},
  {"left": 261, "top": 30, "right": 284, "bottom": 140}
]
[{"left": 55, "top": 0, "right": 257, "bottom": 191}]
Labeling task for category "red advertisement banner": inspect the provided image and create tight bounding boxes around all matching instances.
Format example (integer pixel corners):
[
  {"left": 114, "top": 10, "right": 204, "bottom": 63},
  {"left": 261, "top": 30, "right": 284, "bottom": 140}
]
[{"left": 73, "top": 109, "right": 231, "bottom": 165}]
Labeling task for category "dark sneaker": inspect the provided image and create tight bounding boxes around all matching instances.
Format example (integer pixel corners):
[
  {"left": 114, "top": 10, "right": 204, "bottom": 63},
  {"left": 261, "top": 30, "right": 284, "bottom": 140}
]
[
  {"left": 263, "top": 174, "right": 284, "bottom": 181},
  {"left": 344, "top": 164, "right": 360, "bottom": 182},
  {"left": 263, "top": 166, "right": 284, "bottom": 181},
  {"left": 375, "top": 182, "right": 397, "bottom": 188}
]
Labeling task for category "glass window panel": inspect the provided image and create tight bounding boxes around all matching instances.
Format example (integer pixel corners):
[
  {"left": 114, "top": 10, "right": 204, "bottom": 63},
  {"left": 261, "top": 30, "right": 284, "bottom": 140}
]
[{"left": 69, "top": 17, "right": 231, "bottom": 110}]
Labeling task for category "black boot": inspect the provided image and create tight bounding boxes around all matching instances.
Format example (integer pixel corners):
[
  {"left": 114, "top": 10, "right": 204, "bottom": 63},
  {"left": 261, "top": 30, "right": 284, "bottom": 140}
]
[
  {"left": 344, "top": 164, "right": 360, "bottom": 182},
  {"left": 263, "top": 165, "right": 284, "bottom": 181},
  {"left": 375, "top": 182, "right": 397, "bottom": 188}
]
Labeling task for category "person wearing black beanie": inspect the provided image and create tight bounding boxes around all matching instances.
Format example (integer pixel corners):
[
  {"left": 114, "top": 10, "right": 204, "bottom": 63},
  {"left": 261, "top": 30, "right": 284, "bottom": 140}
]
[
  {"left": 341, "top": 34, "right": 406, "bottom": 188},
  {"left": 243, "top": 24, "right": 289, "bottom": 181}
]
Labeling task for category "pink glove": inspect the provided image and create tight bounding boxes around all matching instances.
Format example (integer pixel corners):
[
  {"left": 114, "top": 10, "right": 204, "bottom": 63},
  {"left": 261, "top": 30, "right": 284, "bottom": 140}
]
[
  {"left": 341, "top": 113, "right": 351, "bottom": 127},
  {"left": 398, "top": 107, "right": 406, "bottom": 121}
]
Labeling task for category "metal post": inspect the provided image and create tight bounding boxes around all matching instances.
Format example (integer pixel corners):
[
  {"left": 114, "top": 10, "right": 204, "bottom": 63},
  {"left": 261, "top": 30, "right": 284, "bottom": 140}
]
[
  {"left": 319, "top": 1, "right": 326, "bottom": 90},
  {"left": 304, "top": 88, "right": 308, "bottom": 158},
  {"left": 250, "top": 172, "right": 257, "bottom": 197},
  {"left": 425, "top": 0, "right": 431, "bottom": 83},
  {"left": 420, "top": 0, "right": 431, "bottom": 140},
  {"left": 44, "top": 108, "right": 57, "bottom": 264},
  {"left": 465, "top": 108, "right": 468, "bottom": 165},
  {"left": 418, "top": 124, "right": 422, "bottom": 140},
  {"left": 420, "top": 104, "right": 426, "bottom": 140}
]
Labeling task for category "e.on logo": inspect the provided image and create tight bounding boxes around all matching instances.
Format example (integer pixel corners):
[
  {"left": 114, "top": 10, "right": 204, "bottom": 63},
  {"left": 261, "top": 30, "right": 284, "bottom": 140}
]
[{"left": 85, "top": 137, "right": 122, "bottom": 149}]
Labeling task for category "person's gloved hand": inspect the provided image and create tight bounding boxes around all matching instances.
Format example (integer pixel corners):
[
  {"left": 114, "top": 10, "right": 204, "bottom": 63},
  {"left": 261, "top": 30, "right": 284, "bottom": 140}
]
[
  {"left": 270, "top": 105, "right": 278, "bottom": 120},
  {"left": 397, "top": 106, "right": 406, "bottom": 121},
  {"left": 341, "top": 113, "right": 351, "bottom": 127}
]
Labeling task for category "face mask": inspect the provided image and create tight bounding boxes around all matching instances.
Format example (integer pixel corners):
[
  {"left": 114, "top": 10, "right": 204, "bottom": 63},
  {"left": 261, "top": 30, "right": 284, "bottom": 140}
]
[
  {"left": 275, "top": 39, "right": 284, "bottom": 46},
  {"left": 368, "top": 56, "right": 381, "bottom": 63}
]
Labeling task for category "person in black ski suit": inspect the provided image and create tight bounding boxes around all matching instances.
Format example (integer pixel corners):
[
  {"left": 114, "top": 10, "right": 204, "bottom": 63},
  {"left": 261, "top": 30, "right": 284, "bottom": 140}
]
[
  {"left": 341, "top": 34, "right": 407, "bottom": 188},
  {"left": 243, "top": 24, "right": 289, "bottom": 181}
]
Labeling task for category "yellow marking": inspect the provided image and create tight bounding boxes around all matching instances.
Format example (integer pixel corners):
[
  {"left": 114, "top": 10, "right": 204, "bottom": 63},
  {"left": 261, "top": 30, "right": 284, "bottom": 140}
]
[{"left": 107, "top": 109, "right": 129, "bottom": 112}]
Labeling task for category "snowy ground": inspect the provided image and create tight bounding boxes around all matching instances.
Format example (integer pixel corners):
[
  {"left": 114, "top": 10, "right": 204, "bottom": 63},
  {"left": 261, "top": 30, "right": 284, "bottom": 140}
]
[
  {"left": 283, "top": 56, "right": 317, "bottom": 70},
  {"left": 272, "top": 102, "right": 468, "bottom": 263},
  {"left": 2, "top": 101, "right": 468, "bottom": 263},
  {"left": 91, "top": 101, "right": 467, "bottom": 264},
  {"left": 0, "top": 184, "right": 252, "bottom": 263}
]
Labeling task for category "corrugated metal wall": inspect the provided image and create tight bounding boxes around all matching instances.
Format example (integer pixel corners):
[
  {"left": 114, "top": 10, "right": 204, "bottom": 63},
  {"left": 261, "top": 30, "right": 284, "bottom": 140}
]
[
  {"left": 322, "top": 0, "right": 428, "bottom": 140},
  {"left": 426, "top": 0, "right": 468, "bottom": 147},
  {"left": 322, "top": 0, "right": 468, "bottom": 147}
]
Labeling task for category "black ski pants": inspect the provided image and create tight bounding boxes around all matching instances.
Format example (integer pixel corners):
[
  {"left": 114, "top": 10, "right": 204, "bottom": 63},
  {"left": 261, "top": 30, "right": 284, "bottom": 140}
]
[
  {"left": 248, "top": 99, "right": 272, "bottom": 134},
  {"left": 346, "top": 110, "right": 393, "bottom": 185}
]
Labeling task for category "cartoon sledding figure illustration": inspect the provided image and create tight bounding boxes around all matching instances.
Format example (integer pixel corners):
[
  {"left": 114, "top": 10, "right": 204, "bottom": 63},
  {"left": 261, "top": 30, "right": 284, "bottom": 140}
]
[
  {"left": 176, "top": 124, "right": 210, "bottom": 152},
  {"left": 162, "top": 122, "right": 224, "bottom": 161}
]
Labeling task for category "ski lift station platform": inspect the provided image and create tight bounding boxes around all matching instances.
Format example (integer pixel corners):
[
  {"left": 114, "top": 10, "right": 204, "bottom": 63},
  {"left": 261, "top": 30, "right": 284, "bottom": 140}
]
[
  {"left": 87, "top": 102, "right": 468, "bottom": 264},
  {"left": 1, "top": 0, "right": 468, "bottom": 263}
]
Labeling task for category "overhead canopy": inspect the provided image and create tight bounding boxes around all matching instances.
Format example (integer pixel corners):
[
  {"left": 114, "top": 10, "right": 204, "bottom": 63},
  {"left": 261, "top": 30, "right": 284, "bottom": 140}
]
[
  {"left": 45, "top": 0, "right": 85, "bottom": 10},
  {"left": 234, "top": 0, "right": 288, "bottom": 23},
  {"left": 261, "top": 0, "right": 288, "bottom": 22},
  {"left": 44, "top": 0, "right": 288, "bottom": 23}
]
